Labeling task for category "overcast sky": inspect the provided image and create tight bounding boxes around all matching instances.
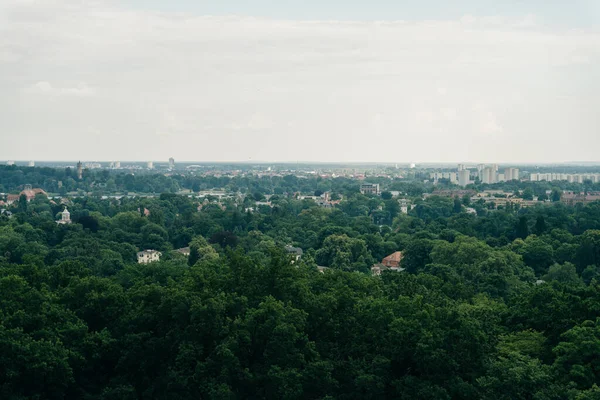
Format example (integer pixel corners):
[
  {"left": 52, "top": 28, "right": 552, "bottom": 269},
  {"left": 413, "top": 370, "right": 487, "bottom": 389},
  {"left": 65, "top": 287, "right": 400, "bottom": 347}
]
[{"left": 1, "top": 0, "right": 599, "bottom": 163}]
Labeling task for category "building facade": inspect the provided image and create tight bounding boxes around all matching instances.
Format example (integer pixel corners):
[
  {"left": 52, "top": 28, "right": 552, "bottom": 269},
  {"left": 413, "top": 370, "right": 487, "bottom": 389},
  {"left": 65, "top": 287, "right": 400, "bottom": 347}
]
[
  {"left": 360, "top": 183, "right": 380, "bottom": 195},
  {"left": 459, "top": 169, "right": 470, "bottom": 187},
  {"left": 56, "top": 208, "right": 72, "bottom": 225},
  {"left": 137, "top": 250, "right": 162, "bottom": 264}
]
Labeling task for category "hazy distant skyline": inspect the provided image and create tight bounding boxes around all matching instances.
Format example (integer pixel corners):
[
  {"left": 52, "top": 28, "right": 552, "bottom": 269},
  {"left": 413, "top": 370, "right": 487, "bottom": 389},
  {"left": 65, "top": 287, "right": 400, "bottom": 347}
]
[{"left": 1, "top": 0, "right": 599, "bottom": 163}]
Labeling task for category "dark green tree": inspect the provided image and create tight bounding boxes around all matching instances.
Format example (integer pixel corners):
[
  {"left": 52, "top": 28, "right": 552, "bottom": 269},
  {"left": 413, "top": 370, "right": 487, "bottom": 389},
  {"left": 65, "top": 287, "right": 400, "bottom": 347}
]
[{"left": 516, "top": 216, "right": 530, "bottom": 239}]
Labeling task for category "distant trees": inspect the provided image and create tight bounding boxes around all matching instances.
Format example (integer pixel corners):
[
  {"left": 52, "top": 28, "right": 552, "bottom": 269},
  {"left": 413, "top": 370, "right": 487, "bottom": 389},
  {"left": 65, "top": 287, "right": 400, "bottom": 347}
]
[
  {"left": 315, "top": 234, "right": 372, "bottom": 272},
  {"left": 552, "top": 188, "right": 563, "bottom": 202},
  {"left": 381, "top": 191, "right": 393, "bottom": 200},
  {"left": 521, "top": 188, "right": 534, "bottom": 201}
]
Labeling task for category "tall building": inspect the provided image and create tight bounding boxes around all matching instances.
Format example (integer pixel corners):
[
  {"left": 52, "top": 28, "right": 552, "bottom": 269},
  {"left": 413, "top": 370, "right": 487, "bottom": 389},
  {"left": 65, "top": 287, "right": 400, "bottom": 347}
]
[
  {"left": 482, "top": 167, "right": 496, "bottom": 184},
  {"left": 430, "top": 172, "right": 458, "bottom": 184},
  {"left": 504, "top": 168, "right": 520, "bottom": 181},
  {"left": 147, "top": 161, "right": 154, "bottom": 170},
  {"left": 77, "top": 161, "right": 83, "bottom": 180},
  {"left": 457, "top": 164, "right": 465, "bottom": 171},
  {"left": 111, "top": 161, "right": 121, "bottom": 169},
  {"left": 477, "top": 164, "right": 485, "bottom": 181},
  {"left": 169, "top": 157, "right": 175, "bottom": 170},
  {"left": 459, "top": 169, "right": 470, "bottom": 187},
  {"left": 28, "top": 161, "right": 35, "bottom": 167}
]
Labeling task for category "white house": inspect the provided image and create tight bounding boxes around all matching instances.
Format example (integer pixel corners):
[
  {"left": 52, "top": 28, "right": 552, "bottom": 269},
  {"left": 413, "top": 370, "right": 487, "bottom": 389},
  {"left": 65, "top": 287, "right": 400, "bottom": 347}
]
[{"left": 137, "top": 249, "right": 162, "bottom": 264}]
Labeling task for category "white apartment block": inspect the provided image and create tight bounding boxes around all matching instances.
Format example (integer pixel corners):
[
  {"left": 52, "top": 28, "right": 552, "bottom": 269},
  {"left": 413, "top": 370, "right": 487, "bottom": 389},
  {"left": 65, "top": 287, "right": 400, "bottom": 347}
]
[
  {"left": 458, "top": 170, "right": 471, "bottom": 187},
  {"left": 481, "top": 167, "right": 496, "bottom": 184},
  {"left": 430, "top": 172, "right": 459, "bottom": 184},
  {"left": 530, "top": 173, "right": 600, "bottom": 183},
  {"left": 504, "top": 168, "right": 520, "bottom": 181}
]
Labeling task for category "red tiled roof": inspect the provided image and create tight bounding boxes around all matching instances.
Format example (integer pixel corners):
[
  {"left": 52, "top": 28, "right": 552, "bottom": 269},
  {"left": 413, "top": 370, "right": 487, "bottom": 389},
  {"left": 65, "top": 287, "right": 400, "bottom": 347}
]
[
  {"left": 383, "top": 251, "right": 402, "bottom": 263},
  {"left": 20, "top": 188, "right": 48, "bottom": 200},
  {"left": 382, "top": 251, "right": 403, "bottom": 267}
]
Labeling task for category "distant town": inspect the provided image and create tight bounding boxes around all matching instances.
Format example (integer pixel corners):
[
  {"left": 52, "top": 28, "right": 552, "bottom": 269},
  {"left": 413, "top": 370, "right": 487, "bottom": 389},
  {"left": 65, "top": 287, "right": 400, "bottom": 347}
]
[{"left": 3, "top": 159, "right": 600, "bottom": 218}]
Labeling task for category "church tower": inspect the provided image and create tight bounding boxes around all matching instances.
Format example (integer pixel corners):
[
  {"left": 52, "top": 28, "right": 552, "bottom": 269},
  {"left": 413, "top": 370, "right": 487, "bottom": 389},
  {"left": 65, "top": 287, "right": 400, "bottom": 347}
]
[{"left": 77, "top": 161, "right": 83, "bottom": 180}]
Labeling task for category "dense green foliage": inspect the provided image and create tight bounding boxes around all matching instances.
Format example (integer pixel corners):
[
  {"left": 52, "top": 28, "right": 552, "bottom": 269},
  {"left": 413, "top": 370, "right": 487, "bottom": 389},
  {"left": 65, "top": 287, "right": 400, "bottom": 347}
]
[{"left": 3, "top": 171, "right": 600, "bottom": 398}]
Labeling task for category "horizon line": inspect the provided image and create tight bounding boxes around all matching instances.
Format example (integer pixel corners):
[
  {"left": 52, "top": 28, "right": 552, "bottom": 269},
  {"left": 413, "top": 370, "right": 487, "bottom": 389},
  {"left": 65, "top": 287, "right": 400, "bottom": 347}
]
[{"left": 3, "top": 160, "right": 600, "bottom": 166}]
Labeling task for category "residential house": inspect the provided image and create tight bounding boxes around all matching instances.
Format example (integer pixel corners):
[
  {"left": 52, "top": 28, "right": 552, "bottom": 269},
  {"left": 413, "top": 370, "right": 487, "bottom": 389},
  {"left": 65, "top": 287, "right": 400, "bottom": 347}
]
[
  {"left": 382, "top": 251, "right": 403, "bottom": 268},
  {"left": 372, "top": 251, "right": 405, "bottom": 276},
  {"left": 285, "top": 246, "right": 303, "bottom": 264},
  {"left": 176, "top": 247, "right": 191, "bottom": 256},
  {"left": 137, "top": 250, "right": 162, "bottom": 264}
]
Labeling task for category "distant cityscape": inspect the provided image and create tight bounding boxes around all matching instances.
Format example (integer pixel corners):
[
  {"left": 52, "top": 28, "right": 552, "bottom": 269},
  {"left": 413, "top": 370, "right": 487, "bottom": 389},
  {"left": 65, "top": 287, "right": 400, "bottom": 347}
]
[{"left": 4, "top": 159, "right": 600, "bottom": 195}]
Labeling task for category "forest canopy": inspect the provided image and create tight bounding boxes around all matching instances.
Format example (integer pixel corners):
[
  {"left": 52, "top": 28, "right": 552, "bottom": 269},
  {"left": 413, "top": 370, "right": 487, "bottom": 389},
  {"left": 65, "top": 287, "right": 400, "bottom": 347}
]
[{"left": 2, "top": 169, "right": 600, "bottom": 399}]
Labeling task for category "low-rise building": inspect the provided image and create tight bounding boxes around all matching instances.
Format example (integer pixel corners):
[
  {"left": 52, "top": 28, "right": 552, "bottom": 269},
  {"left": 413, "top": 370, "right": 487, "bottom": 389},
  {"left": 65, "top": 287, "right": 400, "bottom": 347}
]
[
  {"left": 371, "top": 263, "right": 386, "bottom": 276},
  {"left": 372, "top": 252, "right": 405, "bottom": 276},
  {"left": 561, "top": 192, "right": 600, "bottom": 206},
  {"left": 175, "top": 247, "right": 191, "bottom": 256},
  {"left": 285, "top": 246, "right": 303, "bottom": 264},
  {"left": 5, "top": 186, "right": 48, "bottom": 205},
  {"left": 360, "top": 183, "right": 380, "bottom": 196},
  {"left": 137, "top": 250, "right": 162, "bottom": 264},
  {"left": 429, "top": 190, "right": 476, "bottom": 198},
  {"left": 382, "top": 251, "right": 403, "bottom": 268}
]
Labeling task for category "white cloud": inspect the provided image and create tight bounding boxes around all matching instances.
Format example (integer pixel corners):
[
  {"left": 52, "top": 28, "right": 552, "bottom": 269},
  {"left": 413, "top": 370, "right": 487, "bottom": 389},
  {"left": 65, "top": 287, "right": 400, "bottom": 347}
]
[
  {"left": 24, "top": 81, "right": 95, "bottom": 97},
  {"left": 480, "top": 112, "right": 504, "bottom": 135},
  {"left": 1, "top": 0, "right": 599, "bottom": 163}
]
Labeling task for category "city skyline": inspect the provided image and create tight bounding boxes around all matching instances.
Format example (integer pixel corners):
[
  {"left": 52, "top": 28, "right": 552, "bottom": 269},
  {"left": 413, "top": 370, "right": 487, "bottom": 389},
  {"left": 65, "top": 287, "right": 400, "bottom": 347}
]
[{"left": 1, "top": 0, "right": 598, "bottom": 162}]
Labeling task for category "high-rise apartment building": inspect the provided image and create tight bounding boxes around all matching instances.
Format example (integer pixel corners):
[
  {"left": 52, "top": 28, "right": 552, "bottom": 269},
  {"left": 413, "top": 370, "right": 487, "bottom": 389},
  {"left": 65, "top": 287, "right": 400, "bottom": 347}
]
[
  {"left": 504, "top": 168, "right": 519, "bottom": 181},
  {"left": 458, "top": 170, "right": 470, "bottom": 187},
  {"left": 482, "top": 167, "right": 496, "bottom": 184}
]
